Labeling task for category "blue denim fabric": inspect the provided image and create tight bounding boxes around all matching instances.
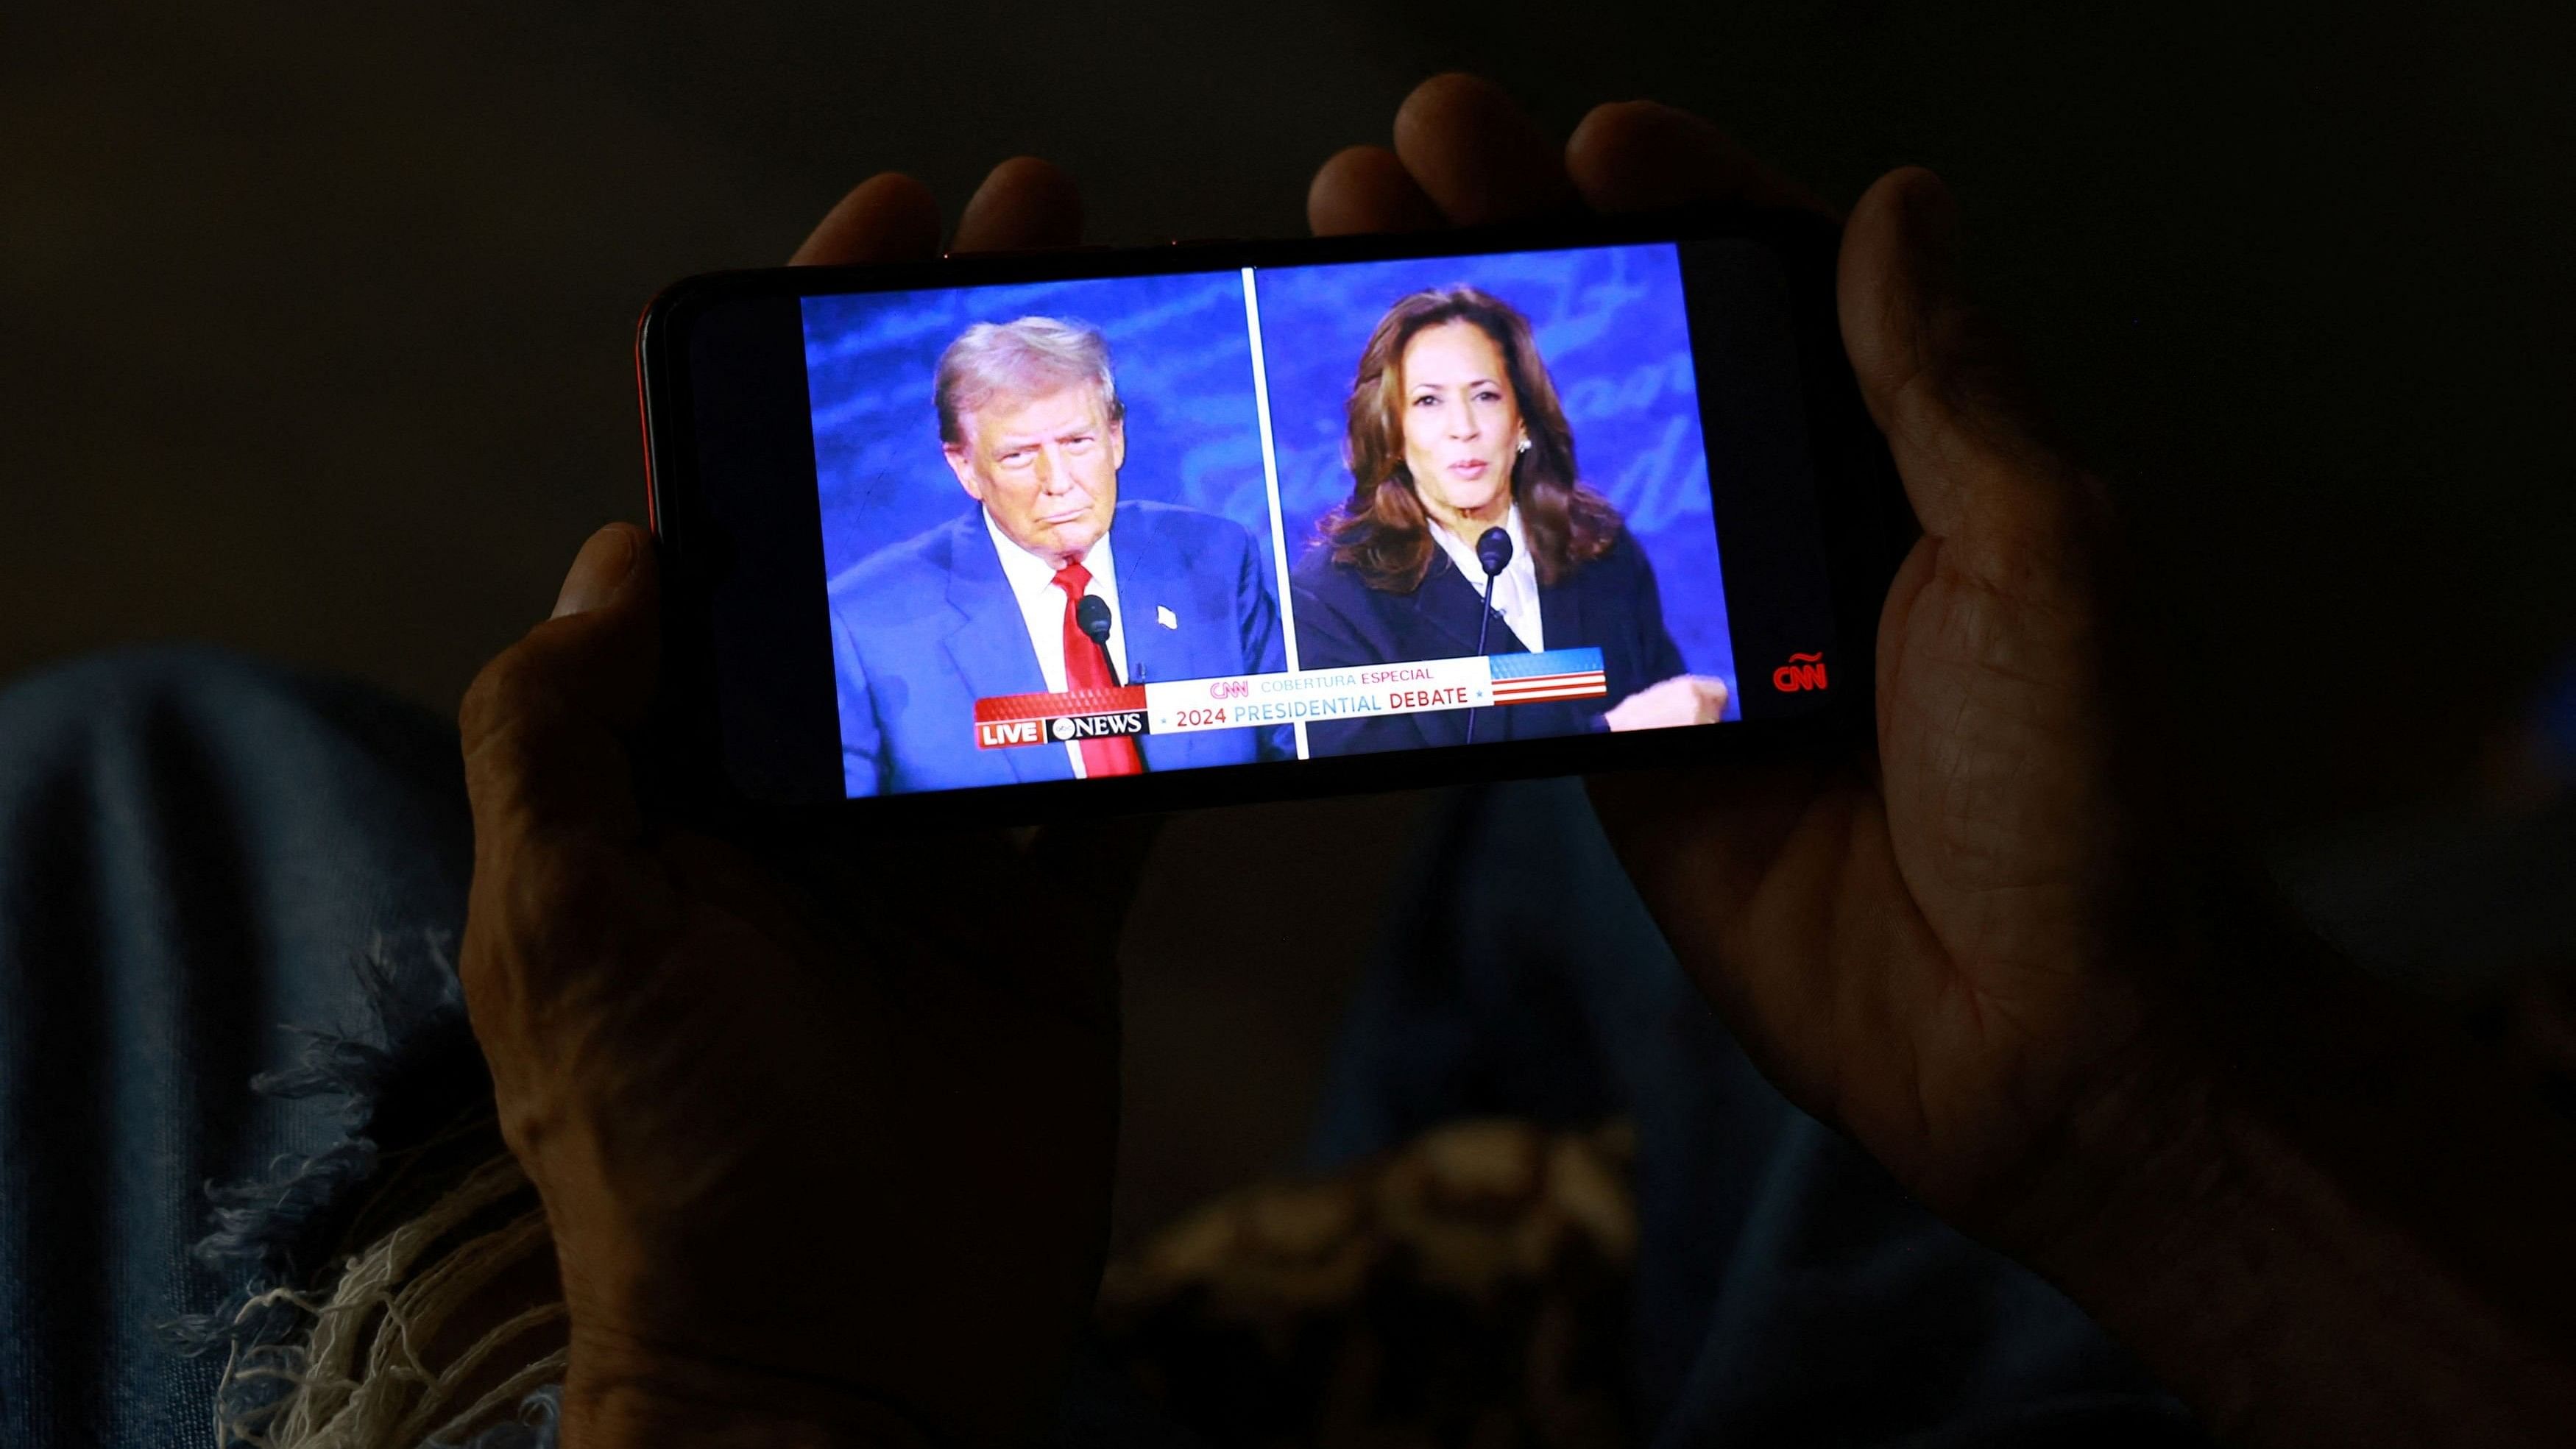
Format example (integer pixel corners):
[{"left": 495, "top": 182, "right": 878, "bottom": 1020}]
[
  {"left": 0, "top": 651, "right": 2201, "bottom": 1446},
  {"left": 0, "top": 648, "right": 472, "bottom": 1447}
]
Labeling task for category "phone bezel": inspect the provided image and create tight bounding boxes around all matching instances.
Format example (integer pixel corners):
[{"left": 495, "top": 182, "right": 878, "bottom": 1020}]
[{"left": 637, "top": 207, "right": 1911, "bottom": 829}]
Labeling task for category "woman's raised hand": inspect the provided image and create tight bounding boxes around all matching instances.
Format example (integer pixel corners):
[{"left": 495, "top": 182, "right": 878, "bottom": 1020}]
[{"left": 1602, "top": 674, "right": 1731, "bottom": 731}]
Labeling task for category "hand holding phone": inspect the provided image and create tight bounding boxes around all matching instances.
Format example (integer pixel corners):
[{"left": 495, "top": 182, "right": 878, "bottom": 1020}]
[
  {"left": 459, "top": 160, "right": 1146, "bottom": 1449},
  {"left": 464, "top": 75, "right": 2576, "bottom": 1449},
  {"left": 1563, "top": 85, "right": 2576, "bottom": 1449},
  {"left": 478, "top": 86, "right": 1998, "bottom": 1447}
]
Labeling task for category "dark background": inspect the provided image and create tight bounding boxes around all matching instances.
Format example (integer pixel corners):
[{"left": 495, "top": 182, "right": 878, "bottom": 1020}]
[{"left": 7, "top": 1, "right": 2570, "bottom": 1239}]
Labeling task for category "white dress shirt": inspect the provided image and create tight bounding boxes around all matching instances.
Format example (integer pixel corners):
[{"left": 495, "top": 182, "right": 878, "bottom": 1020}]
[
  {"left": 1432, "top": 503, "right": 1543, "bottom": 653},
  {"left": 985, "top": 510, "right": 1130, "bottom": 779}
]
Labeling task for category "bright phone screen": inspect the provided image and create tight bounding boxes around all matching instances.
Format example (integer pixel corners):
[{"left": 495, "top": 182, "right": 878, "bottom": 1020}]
[{"left": 791, "top": 241, "right": 1834, "bottom": 801}]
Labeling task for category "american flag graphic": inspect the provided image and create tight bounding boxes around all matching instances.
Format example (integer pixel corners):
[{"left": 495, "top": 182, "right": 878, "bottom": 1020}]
[{"left": 1489, "top": 648, "right": 1609, "bottom": 705}]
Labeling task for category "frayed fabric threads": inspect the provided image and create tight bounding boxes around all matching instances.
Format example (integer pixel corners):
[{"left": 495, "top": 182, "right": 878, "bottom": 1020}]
[
  {"left": 171, "top": 935, "right": 569, "bottom": 1448},
  {"left": 211, "top": 1153, "right": 567, "bottom": 1448}
]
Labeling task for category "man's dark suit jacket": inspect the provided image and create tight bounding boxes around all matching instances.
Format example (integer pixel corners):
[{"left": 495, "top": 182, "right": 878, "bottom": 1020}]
[
  {"left": 1289, "top": 527, "right": 1687, "bottom": 757},
  {"left": 830, "top": 500, "right": 1290, "bottom": 796}
]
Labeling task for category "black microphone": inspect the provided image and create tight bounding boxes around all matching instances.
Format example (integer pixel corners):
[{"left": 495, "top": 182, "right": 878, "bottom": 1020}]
[
  {"left": 1075, "top": 593, "right": 1121, "bottom": 687},
  {"left": 1465, "top": 525, "right": 1512, "bottom": 745}
]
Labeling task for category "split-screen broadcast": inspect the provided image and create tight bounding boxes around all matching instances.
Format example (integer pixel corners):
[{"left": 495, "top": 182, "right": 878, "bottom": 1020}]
[{"left": 802, "top": 244, "right": 1756, "bottom": 798}]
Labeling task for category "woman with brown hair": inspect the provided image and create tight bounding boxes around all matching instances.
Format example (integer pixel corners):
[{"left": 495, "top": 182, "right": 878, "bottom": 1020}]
[{"left": 1290, "top": 285, "right": 1731, "bottom": 757}]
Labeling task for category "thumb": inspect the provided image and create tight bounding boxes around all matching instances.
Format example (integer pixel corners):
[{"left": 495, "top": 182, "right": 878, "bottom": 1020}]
[
  {"left": 460, "top": 522, "right": 661, "bottom": 849},
  {"left": 1839, "top": 168, "right": 2065, "bottom": 548}
]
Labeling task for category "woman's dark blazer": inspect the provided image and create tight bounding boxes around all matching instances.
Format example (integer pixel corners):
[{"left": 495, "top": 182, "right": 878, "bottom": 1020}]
[{"left": 1289, "top": 525, "right": 1688, "bottom": 757}]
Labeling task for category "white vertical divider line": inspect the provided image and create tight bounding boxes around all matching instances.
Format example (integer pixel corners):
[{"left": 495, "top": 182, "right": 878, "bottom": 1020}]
[{"left": 1240, "top": 265, "right": 1309, "bottom": 759}]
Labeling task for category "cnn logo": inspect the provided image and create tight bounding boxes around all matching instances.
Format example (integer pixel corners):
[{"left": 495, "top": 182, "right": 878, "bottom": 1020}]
[{"left": 1771, "top": 652, "right": 1828, "bottom": 692}]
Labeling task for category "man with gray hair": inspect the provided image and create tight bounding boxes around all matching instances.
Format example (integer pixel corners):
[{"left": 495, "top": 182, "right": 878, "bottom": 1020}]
[{"left": 827, "top": 316, "right": 1291, "bottom": 795}]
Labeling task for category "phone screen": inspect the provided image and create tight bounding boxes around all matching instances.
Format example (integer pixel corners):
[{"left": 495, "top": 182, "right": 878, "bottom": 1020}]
[{"left": 653, "top": 227, "right": 1881, "bottom": 812}]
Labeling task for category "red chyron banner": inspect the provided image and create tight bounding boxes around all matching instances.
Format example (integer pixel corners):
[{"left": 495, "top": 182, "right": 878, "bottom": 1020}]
[
  {"left": 969, "top": 648, "right": 1616, "bottom": 751},
  {"left": 972, "top": 684, "right": 1148, "bottom": 750}
]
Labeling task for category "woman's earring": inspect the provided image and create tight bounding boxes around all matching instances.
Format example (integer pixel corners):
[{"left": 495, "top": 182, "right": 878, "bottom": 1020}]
[{"left": 1516, "top": 435, "right": 1532, "bottom": 455}]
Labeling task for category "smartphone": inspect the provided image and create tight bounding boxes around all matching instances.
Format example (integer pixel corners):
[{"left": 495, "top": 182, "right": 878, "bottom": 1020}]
[{"left": 637, "top": 208, "right": 1911, "bottom": 824}]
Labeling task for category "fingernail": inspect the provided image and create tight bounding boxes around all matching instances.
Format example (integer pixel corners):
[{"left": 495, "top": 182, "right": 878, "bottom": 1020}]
[{"left": 552, "top": 525, "right": 640, "bottom": 618}]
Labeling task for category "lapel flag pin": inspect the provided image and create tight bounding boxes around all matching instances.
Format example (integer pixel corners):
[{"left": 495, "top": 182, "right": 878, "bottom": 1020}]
[{"left": 1156, "top": 605, "right": 1178, "bottom": 629}]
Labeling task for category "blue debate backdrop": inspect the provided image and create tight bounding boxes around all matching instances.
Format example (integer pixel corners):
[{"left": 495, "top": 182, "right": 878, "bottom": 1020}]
[
  {"left": 1252, "top": 244, "right": 1738, "bottom": 710},
  {"left": 802, "top": 272, "right": 1281, "bottom": 599}
]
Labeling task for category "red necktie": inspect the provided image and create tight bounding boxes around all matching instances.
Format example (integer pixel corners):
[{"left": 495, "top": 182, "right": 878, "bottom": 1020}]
[{"left": 1051, "top": 559, "right": 1143, "bottom": 778}]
